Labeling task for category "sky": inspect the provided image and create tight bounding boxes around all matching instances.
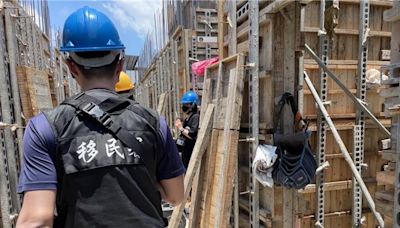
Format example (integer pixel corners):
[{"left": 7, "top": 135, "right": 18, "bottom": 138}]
[{"left": 48, "top": 0, "right": 161, "bottom": 56}]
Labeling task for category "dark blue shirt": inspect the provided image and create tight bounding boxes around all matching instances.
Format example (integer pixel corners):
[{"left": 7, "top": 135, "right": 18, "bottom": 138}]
[{"left": 18, "top": 113, "right": 185, "bottom": 193}]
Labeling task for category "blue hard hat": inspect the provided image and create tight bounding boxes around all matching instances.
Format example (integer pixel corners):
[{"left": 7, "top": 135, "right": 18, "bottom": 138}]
[
  {"left": 180, "top": 90, "right": 199, "bottom": 104},
  {"left": 60, "top": 6, "right": 125, "bottom": 52}
]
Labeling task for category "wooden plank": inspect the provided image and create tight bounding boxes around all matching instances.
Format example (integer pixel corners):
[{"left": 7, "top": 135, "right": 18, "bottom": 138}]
[
  {"left": 380, "top": 86, "right": 400, "bottom": 98},
  {"left": 304, "top": 59, "right": 390, "bottom": 66},
  {"left": 210, "top": 130, "right": 240, "bottom": 227},
  {"left": 376, "top": 199, "right": 393, "bottom": 216},
  {"left": 380, "top": 150, "right": 397, "bottom": 162},
  {"left": 227, "top": 1, "right": 237, "bottom": 55},
  {"left": 376, "top": 191, "right": 394, "bottom": 202},
  {"left": 282, "top": 3, "right": 300, "bottom": 227},
  {"left": 300, "top": 0, "right": 316, "bottom": 5},
  {"left": 238, "top": 197, "right": 272, "bottom": 225},
  {"left": 197, "top": 129, "right": 219, "bottom": 227},
  {"left": 188, "top": 158, "right": 203, "bottom": 227},
  {"left": 157, "top": 92, "right": 167, "bottom": 115},
  {"left": 193, "top": 54, "right": 245, "bottom": 227},
  {"left": 304, "top": 112, "right": 386, "bottom": 120},
  {"left": 208, "top": 57, "right": 244, "bottom": 227},
  {"left": 237, "top": 40, "right": 249, "bottom": 54},
  {"left": 339, "top": 0, "right": 392, "bottom": 7},
  {"left": 376, "top": 171, "right": 395, "bottom": 186},
  {"left": 303, "top": 27, "right": 392, "bottom": 37},
  {"left": 16, "top": 66, "right": 53, "bottom": 119},
  {"left": 169, "top": 104, "right": 214, "bottom": 228},
  {"left": 384, "top": 4, "right": 400, "bottom": 22},
  {"left": 298, "top": 178, "right": 381, "bottom": 194},
  {"left": 16, "top": 67, "right": 33, "bottom": 119},
  {"left": 213, "top": 54, "right": 245, "bottom": 130},
  {"left": 260, "top": 0, "right": 293, "bottom": 15}
]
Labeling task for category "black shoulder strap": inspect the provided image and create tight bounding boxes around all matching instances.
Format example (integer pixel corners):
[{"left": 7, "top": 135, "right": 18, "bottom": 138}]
[
  {"left": 62, "top": 92, "right": 157, "bottom": 180},
  {"left": 273, "top": 92, "right": 308, "bottom": 134}
]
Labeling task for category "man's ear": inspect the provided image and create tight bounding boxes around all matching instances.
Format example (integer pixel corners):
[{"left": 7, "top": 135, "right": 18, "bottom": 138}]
[
  {"left": 66, "top": 58, "right": 80, "bottom": 78},
  {"left": 115, "top": 57, "right": 125, "bottom": 77}
]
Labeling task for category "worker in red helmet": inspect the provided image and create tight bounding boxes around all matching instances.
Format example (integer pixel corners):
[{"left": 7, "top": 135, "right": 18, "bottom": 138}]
[{"left": 17, "top": 6, "right": 184, "bottom": 228}]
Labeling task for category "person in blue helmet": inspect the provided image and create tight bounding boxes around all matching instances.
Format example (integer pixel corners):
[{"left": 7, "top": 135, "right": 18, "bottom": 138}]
[
  {"left": 175, "top": 90, "right": 200, "bottom": 169},
  {"left": 16, "top": 7, "right": 184, "bottom": 228}
]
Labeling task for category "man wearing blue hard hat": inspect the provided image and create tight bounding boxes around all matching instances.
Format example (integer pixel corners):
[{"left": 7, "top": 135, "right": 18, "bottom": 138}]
[
  {"left": 175, "top": 90, "right": 200, "bottom": 169},
  {"left": 16, "top": 7, "right": 184, "bottom": 228}
]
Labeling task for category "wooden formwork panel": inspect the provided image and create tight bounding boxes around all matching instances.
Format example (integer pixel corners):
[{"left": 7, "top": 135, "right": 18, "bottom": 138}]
[
  {"left": 301, "top": 212, "right": 377, "bottom": 228},
  {"left": 173, "top": 29, "right": 193, "bottom": 98},
  {"left": 198, "top": 129, "right": 239, "bottom": 228},
  {"left": 16, "top": 66, "right": 53, "bottom": 119},
  {"left": 304, "top": 1, "right": 391, "bottom": 62},
  {"left": 191, "top": 54, "right": 245, "bottom": 227},
  {"left": 203, "top": 54, "right": 245, "bottom": 130},
  {"left": 230, "top": 1, "right": 393, "bottom": 227},
  {"left": 300, "top": 2, "right": 392, "bottom": 227}
]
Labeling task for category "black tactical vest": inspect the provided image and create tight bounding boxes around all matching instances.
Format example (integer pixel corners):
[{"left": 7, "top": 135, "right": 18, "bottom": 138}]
[{"left": 44, "top": 89, "right": 166, "bottom": 228}]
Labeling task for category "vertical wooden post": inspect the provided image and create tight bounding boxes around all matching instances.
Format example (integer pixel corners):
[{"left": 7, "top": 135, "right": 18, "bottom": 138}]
[{"left": 218, "top": 0, "right": 226, "bottom": 59}]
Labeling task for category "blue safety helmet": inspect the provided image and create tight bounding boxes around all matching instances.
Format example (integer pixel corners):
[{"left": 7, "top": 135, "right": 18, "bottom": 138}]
[
  {"left": 60, "top": 6, "right": 125, "bottom": 52},
  {"left": 180, "top": 90, "right": 199, "bottom": 105}
]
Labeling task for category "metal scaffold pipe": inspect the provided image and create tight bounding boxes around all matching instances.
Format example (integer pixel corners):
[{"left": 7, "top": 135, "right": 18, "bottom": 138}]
[
  {"left": 304, "top": 44, "right": 391, "bottom": 137},
  {"left": 304, "top": 71, "right": 384, "bottom": 227},
  {"left": 5, "top": 8, "right": 24, "bottom": 161}
]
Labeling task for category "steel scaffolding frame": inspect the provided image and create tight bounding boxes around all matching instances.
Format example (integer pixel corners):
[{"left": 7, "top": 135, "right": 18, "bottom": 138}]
[
  {"left": 315, "top": 0, "right": 329, "bottom": 226},
  {"left": 353, "top": 0, "right": 370, "bottom": 226},
  {"left": 248, "top": 1, "right": 260, "bottom": 228}
]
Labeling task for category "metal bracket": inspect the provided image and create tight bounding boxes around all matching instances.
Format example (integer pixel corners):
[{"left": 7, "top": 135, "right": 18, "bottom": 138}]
[
  {"left": 239, "top": 137, "right": 256, "bottom": 142},
  {"left": 316, "top": 161, "right": 330, "bottom": 174}
]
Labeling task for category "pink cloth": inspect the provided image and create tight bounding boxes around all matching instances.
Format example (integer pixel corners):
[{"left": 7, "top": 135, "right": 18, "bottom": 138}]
[{"left": 191, "top": 57, "right": 219, "bottom": 77}]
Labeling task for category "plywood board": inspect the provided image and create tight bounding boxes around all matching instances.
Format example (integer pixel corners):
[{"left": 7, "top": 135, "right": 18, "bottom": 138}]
[
  {"left": 192, "top": 54, "right": 245, "bottom": 227},
  {"left": 16, "top": 66, "right": 53, "bottom": 119},
  {"left": 204, "top": 54, "right": 245, "bottom": 130},
  {"left": 169, "top": 104, "right": 214, "bottom": 228}
]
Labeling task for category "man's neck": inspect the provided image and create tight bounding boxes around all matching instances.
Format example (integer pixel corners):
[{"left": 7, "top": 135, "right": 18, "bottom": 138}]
[{"left": 81, "top": 82, "right": 115, "bottom": 91}]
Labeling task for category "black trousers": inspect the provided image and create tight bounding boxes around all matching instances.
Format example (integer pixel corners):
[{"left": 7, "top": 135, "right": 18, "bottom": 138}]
[{"left": 182, "top": 148, "right": 192, "bottom": 169}]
